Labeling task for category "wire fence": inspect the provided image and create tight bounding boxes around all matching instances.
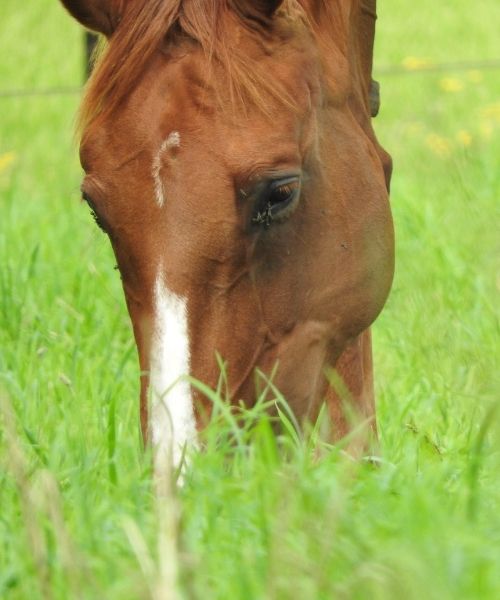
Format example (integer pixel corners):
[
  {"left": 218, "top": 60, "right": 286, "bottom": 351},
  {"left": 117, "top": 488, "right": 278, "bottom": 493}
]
[
  {"left": 0, "top": 86, "right": 81, "bottom": 99},
  {"left": 377, "top": 58, "right": 500, "bottom": 75},
  {"left": 1, "top": 59, "right": 500, "bottom": 100}
]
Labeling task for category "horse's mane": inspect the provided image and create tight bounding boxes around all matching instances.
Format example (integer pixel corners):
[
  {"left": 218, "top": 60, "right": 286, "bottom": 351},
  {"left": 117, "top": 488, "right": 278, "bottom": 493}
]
[{"left": 80, "top": 0, "right": 360, "bottom": 131}]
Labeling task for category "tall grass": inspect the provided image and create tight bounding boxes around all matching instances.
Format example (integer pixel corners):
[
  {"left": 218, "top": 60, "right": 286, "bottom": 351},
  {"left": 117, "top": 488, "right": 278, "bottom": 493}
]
[{"left": 1, "top": 0, "right": 499, "bottom": 597}]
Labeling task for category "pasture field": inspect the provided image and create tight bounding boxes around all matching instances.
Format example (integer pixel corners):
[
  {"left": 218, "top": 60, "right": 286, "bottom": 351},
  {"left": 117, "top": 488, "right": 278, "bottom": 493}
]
[{"left": 1, "top": 1, "right": 499, "bottom": 598}]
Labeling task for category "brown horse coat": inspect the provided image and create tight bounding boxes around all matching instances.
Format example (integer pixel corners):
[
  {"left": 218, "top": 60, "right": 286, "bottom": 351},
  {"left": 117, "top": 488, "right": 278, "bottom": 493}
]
[{"left": 60, "top": 0, "right": 394, "bottom": 467}]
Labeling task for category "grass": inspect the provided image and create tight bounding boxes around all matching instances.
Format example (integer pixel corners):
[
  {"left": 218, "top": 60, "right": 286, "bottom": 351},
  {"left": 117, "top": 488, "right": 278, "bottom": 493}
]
[{"left": 0, "top": 0, "right": 499, "bottom": 598}]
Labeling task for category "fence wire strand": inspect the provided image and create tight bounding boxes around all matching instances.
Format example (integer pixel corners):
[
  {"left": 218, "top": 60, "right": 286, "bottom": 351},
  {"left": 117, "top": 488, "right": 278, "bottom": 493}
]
[
  {"left": 1, "top": 59, "right": 500, "bottom": 100},
  {"left": 0, "top": 86, "right": 81, "bottom": 99},
  {"left": 376, "top": 58, "right": 500, "bottom": 76}
]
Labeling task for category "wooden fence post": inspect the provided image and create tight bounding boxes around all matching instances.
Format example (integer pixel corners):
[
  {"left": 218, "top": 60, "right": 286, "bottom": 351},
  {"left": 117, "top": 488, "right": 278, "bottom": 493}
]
[{"left": 85, "top": 32, "right": 99, "bottom": 80}]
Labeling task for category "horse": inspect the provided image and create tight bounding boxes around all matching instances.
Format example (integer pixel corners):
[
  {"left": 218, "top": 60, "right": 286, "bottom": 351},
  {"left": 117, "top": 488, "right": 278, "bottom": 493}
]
[{"left": 60, "top": 0, "right": 394, "bottom": 470}]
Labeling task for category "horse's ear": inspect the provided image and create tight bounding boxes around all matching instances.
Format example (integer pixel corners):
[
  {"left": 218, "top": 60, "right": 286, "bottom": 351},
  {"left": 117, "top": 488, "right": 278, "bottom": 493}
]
[
  {"left": 232, "top": 0, "right": 286, "bottom": 21},
  {"left": 59, "top": 0, "right": 121, "bottom": 36}
]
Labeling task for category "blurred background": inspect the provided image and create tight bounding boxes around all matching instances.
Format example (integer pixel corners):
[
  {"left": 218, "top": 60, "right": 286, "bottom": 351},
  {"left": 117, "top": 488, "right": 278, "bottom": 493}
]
[
  {"left": 1, "top": 0, "right": 497, "bottom": 433},
  {"left": 0, "top": 1, "right": 499, "bottom": 597}
]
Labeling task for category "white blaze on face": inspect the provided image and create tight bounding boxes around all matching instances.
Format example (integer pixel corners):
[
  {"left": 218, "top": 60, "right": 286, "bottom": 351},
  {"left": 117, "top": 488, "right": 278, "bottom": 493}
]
[
  {"left": 150, "top": 271, "right": 197, "bottom": 472},
  {"left": 152, "top": 131, "right": 181, "bottom": 207}
]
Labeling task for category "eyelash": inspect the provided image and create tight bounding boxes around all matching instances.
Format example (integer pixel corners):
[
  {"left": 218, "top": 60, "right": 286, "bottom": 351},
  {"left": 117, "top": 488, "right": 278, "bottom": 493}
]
[
  {"left": 82, "top": 192, "right": 107, "bottom": 233},
  {"left": 251, "top": 176, "right": 301, "bottom": 228}
]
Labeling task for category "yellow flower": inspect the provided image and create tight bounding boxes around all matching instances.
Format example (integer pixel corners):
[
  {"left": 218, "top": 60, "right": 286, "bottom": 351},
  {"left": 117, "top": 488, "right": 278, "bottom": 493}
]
[
  {"left": 402, "top": 56, "right": 432, "bottom": 71},
  {"left": 456, "top": 130, "right": 472, "bottom": 147},
  {"left": 466, "top": 70, "right": 483, "bottom": 83},
  {"left": 439, "top": 77, "right": 464, "bottom": 93},
  {"left": 426, "top": 133, "right": 451, "bottom": 157},
  {"left": 479, "top": 121, "right": 493, "bottom": 140},
  {"left": 406, "top": 121, "right": 424, "bottom": 135},
  {"left": 0, "top": 151, "right": 16, "bottom": 173},
  {"left": 480, "top": 103, "right": 500, "bottom": 123}
]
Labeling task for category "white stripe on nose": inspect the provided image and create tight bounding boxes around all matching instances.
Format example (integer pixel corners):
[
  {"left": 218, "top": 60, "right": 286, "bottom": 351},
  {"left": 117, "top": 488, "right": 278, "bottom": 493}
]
[{"left": 150, "top": 273, "right": 197, "bottom": 473}]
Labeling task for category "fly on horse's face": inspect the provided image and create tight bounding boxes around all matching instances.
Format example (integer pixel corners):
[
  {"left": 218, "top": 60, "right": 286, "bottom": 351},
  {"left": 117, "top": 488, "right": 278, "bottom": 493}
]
[{"left": 61, "top": 0, "right": 394, "bottom": 468}]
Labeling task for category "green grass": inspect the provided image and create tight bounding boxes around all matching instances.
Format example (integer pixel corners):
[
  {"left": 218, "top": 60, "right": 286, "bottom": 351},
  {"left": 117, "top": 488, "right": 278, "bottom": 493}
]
[{"left": 1, "top": 1, "right": 499, "bottom": 598}]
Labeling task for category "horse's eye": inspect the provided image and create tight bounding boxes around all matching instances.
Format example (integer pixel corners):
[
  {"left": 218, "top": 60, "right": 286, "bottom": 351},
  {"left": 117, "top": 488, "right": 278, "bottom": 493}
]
[
  {"left": 82, "top": 191, "right": 107, "bottom": 233},
  {"left": 252, "top": 176, "right": 301, "bottom": 228}
]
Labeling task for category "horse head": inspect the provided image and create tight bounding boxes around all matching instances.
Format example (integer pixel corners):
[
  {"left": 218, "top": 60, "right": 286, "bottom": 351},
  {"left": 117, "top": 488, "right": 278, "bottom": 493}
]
[{"left": 61, "top": 0, "right": 394, "bottom": 467}]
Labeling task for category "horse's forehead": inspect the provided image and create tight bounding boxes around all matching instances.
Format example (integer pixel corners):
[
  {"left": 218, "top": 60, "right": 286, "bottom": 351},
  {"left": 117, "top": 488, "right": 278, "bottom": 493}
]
[
  {"left": 82, "top": 31, "right": 323, "bottom": 173},
  {"left": 157, "top": 30, "right": 318, "bottom": 99}
]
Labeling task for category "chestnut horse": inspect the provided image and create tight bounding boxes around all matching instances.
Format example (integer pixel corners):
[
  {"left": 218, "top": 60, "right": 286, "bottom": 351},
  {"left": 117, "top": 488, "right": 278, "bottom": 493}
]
[{"left": 60, "top": 0, "right": 394, "bottom": 469}]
